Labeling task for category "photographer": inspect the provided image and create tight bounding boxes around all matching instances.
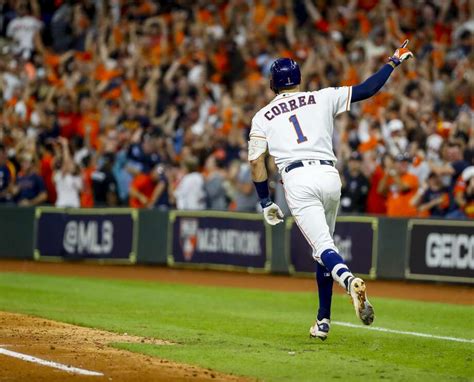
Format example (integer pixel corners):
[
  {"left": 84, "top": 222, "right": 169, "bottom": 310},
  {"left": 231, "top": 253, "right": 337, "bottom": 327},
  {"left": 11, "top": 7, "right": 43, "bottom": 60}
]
[{"left": 377, "top": 153, "right": 419, "bottom": 217}]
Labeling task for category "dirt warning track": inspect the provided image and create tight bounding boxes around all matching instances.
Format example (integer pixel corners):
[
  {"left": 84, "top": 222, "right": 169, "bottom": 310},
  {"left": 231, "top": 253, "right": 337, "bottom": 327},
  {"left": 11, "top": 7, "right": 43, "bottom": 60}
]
[{"left": 1, "top": 259, "right": 473, "bottom": 305}]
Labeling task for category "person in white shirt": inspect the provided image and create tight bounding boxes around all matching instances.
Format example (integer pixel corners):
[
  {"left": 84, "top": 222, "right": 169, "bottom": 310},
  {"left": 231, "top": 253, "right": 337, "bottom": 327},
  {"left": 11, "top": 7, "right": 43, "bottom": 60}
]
[
  {"left": 6, "top": 4, "right": 43, "bottom": 59},
  {"left": 174, "top": 157, "right": 205, "bottom": 210},
  {"left": 54, "top": 137, "right": 82, "bottom": 208}
]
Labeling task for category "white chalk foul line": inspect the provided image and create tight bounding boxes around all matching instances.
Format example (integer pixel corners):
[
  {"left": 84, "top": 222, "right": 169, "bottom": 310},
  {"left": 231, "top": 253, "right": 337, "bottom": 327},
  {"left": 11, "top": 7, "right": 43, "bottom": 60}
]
[
  {"left": 0, "top": 347, "right": 104, "bottom": 376},
  {"left": 333, "top": 321, "right": 474, "bottom": 344}
]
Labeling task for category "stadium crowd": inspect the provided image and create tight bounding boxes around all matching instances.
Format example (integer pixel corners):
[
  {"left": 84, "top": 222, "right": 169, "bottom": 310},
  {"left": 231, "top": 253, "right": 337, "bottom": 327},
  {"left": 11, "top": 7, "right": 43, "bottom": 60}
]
[{"left": 0, "top": 0, "right": 472, "bottom": 218}]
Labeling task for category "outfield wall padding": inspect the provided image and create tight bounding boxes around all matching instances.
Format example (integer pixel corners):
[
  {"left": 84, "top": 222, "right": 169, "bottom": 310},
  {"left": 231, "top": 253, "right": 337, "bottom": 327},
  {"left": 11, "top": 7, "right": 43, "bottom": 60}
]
[
  {"left": 269, "top": 222, "right": 288, "bottom": 274},
  {"left": 0, "top": 206, "right": 472, "bottom": 283},
  {"left": 0, "top": 206, "right": 35, "bottom": 259},
  {"left": 375, "top": 218, "right": 409, "bottom": 280},
  {"left": 136, "top": 209, "right": 168, "bottom": 265}
]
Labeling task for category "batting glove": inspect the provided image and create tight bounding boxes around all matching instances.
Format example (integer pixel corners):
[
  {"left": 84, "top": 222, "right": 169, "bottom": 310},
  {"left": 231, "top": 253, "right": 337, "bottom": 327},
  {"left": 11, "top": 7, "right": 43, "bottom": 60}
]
[
  {"left": 388, "top": 40, "right": 414, "bottom": 67},
  {"left": 261, "top": 199, "right": 284, "bottom": 226}
]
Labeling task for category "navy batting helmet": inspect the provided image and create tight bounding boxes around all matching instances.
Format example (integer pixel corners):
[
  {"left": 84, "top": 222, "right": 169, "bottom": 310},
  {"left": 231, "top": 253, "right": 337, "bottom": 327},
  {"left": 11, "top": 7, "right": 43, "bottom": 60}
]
[{"left": 270, "top": 58, "right": 301, "bottom": 93}]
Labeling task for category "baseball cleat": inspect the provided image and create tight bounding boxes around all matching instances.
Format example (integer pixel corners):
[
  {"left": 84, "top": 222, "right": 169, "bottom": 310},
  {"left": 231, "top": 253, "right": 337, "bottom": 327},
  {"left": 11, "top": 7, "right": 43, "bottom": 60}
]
[
  {"left": 348, "top": 277, "right": 374, "bottom": 325},
  {"left": 309, "top": 318, "right": 330, "bottom": 341}
]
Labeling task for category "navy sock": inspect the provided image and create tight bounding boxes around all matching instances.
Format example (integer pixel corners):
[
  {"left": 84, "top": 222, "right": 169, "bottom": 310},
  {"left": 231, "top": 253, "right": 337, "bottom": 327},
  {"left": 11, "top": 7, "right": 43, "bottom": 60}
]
[
  {"left": 316, "top": 262, "right": 333, "bottom": 321},
  {"left": 320, "top": 249, "right": 345, "bottom": 271},
  {"left": 320, "top": 249, "right": 354, "bottom": 290}
]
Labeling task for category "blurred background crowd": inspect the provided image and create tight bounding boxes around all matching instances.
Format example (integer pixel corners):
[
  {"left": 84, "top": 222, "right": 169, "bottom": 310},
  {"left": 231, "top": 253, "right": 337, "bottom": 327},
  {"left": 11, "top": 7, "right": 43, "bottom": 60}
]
[{"left": 0, "top": 0, "right": 472, "bottom": 218}]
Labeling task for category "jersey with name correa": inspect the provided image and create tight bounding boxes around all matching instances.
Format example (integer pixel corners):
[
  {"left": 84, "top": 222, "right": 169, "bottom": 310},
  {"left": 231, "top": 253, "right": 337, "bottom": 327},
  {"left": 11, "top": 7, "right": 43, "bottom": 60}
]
[{"left": 250, "top": 87, "right": 352, "bottom": 171}]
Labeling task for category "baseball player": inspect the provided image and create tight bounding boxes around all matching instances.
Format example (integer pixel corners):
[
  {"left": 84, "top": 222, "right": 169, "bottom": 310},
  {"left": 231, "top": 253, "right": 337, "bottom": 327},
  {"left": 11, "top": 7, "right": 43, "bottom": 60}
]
[{"left": 248, "top": 41, "right": 413, "bottom": 340}]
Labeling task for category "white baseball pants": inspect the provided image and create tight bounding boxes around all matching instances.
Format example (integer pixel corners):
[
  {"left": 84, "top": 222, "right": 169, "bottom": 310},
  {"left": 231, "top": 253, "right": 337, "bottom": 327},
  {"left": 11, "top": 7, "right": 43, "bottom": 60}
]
[{"left": 282, "top": 162, "right": 341, "bottom": 264}]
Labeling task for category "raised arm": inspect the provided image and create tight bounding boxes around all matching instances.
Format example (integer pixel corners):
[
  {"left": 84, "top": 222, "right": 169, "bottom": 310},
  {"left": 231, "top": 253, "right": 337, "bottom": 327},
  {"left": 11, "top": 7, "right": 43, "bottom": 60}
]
[
  {"left": 58, "top": 137, "right": 74, "bottom": 174},
  {"left": 351, "top": 40, "right": 413, "bottom": 103}
]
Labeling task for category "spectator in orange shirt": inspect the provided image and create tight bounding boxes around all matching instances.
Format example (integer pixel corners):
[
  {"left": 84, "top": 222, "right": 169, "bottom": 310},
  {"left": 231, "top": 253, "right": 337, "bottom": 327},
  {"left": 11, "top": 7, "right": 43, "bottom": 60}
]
[
  {"left": 80, "top": 155, "right": 95, "bottom": 208},
  {"left": 366, "top": 154, "right": 394, "bottom": 214},
  {"left": 129, "top": 165, "right": 169, "bottom": 209},
  {"left": 378, "top": 153, "right": 419, "bottom": 217},
  {"left": 39, "top": 142, "right": 56, "bottom": 204},
  {"left": 77, "top": 97, "right": 100, "bottom": 150},
  {"left": 56, "top": 96, "right": 79, "bottom": 139}
]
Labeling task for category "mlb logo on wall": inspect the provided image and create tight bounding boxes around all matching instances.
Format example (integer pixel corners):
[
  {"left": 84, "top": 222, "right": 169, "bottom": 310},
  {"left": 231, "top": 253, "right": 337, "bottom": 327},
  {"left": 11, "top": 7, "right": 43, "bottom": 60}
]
[
  {"left": 179, "top": 218, "right": 199, "bottom": 261},
  {"left": 62, "top": 220, "right": 114, "bottom": 255},
  {"left": 34, "top": 207, "right": 137, "bottom": 263},
  {"left": 170, "top": 211, "right": 269, "bottom": 271}
]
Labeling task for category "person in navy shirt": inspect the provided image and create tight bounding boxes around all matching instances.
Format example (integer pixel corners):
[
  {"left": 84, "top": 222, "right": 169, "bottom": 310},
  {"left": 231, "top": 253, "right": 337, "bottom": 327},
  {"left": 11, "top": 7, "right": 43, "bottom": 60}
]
[
  {"left": 341, "top": 152, "right": 370, "bottom": 213},
  {"left": 150, "top": 166, "right": 170, "bottom": 209},
  {"left": 0, "top": 144, "right": 15, "bottom": 203},
  {"left": 127, "top": 133, "right": 161, "bottom": 173},
  {"left": 411, "top": 172, "right": 451, "bottom": 217},
  {"left": 430, "top": 141, "right": 469, "bottom": 190},
  {"left": 12, "top": 154, "right": 48, "bottom": 206}
]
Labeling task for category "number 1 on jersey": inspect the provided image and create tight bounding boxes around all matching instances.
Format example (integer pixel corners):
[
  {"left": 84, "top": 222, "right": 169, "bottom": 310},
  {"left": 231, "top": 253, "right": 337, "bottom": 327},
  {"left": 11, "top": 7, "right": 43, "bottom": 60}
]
[{"left": 289, "top": 115, "right": 307, "bottom": 144}]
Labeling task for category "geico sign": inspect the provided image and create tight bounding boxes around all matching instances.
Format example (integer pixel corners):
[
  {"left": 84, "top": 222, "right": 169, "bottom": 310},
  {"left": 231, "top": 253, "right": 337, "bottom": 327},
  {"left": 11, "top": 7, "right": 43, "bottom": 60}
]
[
  {"left": 63, "top": 220, "right": 114, "bottom": 254},
  {"left": 425, "top": 233, "right": 474, "bottom": 269}
]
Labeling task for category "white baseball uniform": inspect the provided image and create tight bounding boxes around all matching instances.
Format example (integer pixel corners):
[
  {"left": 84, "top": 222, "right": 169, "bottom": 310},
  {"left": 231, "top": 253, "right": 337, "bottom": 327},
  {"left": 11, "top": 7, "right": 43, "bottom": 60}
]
[{"left": 250, "top": 87, "right": 352, "bottom": 263}]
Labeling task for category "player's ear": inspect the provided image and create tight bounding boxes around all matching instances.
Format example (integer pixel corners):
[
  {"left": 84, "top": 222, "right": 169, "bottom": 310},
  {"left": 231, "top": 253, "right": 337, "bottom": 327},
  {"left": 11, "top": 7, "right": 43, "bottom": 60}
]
[{"left": 270, "top": 79, "right": 277, "bottom": 94}]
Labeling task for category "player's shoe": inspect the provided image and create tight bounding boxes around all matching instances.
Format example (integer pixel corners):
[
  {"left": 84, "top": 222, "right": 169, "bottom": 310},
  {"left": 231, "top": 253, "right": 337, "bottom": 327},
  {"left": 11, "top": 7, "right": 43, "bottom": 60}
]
[
  {"left": 309, "top": 318, "right": 330, "bottom": 341},
  {"left": 348, "top": 277, "right": 374, "bottom": 325}
]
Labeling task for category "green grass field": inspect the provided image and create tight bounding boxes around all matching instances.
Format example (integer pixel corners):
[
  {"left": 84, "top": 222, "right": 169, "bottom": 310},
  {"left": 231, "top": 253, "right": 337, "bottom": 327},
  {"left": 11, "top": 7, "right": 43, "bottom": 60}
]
[{"left": 0, "top": 272, "right": 472, "bottom": 381}]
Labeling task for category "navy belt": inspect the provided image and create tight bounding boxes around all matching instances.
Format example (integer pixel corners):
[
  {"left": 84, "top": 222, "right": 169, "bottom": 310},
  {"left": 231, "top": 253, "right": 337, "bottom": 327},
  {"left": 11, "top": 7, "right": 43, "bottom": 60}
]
[{"left": 284, "top": 160, "right": 335, "bottom": 173}]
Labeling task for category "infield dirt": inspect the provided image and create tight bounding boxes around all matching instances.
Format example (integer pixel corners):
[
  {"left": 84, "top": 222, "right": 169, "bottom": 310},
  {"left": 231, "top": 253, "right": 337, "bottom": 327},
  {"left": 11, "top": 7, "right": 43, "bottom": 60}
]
[{"left": 0, "top": 311, "right": 248, "bottom": 382}]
